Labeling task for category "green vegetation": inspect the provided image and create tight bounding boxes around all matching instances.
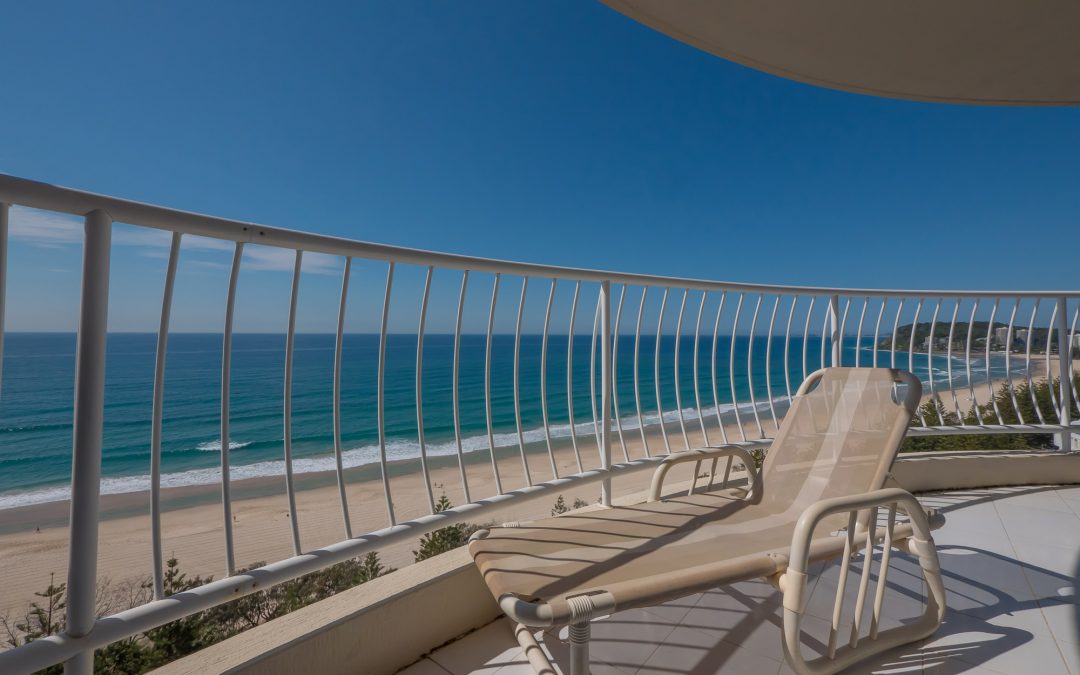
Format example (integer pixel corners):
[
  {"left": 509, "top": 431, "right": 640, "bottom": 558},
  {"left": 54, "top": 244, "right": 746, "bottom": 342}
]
[
  {"left": 2, "top": 492, "right": 493, "bottom": 674},
  {"left": 413, "top": 494, "right": 486, "bottom": 562},
  {"left": 1, "top": 551, "right": 395, "bottom": 674},
  {"left": 550, "top": 495, "right": 590, "bottom": 516},
  {"left": 901, "top": 375, "right": 1079, "bottom": 452}
]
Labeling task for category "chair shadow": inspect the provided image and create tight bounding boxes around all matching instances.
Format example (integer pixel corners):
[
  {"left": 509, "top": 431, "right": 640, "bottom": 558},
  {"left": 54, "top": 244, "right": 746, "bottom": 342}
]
[
  {"left": 496, "top": 486, "right": 1079, "bottom": 674},
  {"left": 528, "top": 541, "right": 1076, "bottom": 674}
]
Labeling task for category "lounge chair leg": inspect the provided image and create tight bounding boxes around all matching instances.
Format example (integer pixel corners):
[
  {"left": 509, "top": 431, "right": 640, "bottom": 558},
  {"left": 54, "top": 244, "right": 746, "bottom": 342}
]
[{"left": 568, "top": 619, "right": 591, "bottom": 675}]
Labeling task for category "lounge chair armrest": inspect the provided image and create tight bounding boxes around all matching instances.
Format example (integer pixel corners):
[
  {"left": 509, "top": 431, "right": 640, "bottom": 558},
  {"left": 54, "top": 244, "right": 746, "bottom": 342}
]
[
  {"left": 788, "top": 487, "right": 937, "bottom": 577},
  {"left": 648, "top": 445, "right": 760, "bottom": 502},
  {"left": 781, "top": 487, "right": 946, "bottom": 675}
]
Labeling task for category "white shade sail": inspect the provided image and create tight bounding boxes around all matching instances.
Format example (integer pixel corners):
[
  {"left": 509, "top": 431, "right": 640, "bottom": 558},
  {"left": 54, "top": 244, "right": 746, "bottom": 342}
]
[{"left": 602, "top": 0, "right": 1080, "bottom": 106}]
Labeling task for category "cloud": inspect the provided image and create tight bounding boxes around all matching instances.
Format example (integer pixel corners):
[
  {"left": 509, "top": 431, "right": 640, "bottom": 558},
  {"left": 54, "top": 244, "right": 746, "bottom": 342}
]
[
  {"left": 242, "top": 247, "right": 342, "bottom": 275},
  {"left": 7, "top": 206, "right": 343, "bottom": 276},
  {"left": 7, "top": 207, "right": 83, "bottom": 246}
]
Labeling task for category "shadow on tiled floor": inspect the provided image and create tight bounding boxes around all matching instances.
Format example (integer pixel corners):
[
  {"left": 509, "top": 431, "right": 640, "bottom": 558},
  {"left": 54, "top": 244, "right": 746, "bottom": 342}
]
[{"left": 400, "top": 487, "right": 1080, "bottom": 675}]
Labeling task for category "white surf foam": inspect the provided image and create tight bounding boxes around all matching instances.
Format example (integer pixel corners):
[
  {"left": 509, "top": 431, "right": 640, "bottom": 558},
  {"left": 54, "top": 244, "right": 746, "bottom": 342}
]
[{"left": 0, "top": 397, "right": 788, "bottom": 510}]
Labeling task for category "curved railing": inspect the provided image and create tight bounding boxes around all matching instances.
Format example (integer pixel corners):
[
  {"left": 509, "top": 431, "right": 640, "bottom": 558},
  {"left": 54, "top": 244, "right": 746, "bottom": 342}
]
[{"left": 0, "top": 173, "right": 1076, "bottom": 673}]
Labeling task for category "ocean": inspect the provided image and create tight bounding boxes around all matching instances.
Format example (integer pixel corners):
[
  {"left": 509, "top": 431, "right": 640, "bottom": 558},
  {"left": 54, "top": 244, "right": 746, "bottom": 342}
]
[{"left": 0, "top": 332, "right": 1015, "bottom": 509}]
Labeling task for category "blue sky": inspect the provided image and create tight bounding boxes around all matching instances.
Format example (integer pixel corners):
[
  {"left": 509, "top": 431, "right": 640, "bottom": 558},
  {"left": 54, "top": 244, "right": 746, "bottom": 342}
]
[{"left": 2, "top": 1, "right": 1077, "bottom": 333}]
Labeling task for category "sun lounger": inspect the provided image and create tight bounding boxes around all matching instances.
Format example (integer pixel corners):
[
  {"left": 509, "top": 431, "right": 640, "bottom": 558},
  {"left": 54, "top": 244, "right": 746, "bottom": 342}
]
[{"left": 469, "top": 367, "right": 946, "bottom": 674}]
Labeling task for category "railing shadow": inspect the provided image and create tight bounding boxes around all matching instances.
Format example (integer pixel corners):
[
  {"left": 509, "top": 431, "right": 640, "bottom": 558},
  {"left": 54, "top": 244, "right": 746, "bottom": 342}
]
[{"left": 523, "top": 522, "right": 1077, "bottom": 673}]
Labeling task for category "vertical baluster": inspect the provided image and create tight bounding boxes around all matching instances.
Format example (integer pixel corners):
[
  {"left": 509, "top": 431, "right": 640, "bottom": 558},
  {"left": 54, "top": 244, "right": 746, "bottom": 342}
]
[
  {"left": 854, "top": 297, "right": 868, "bottom": 368},
  {"left": 282, "top": 250, "right": 303, "bottom": 554},
  {"left": 655, "top": 288, "right": 672, "bottom": 453},
  {"left": 967, "top": 299, "right": 984, "bottom": 423},
  {"left": 746, "top": 294, "right": 765, "bottom": 438},
  {"left": 836, "top": 296, "right": 849, "bottom": 366},
  {"left": 907, "top": 298, "right": 923, "bottom": 428},
  {"left": 946, "top": 299, "right": 962, "bottom": 421},
  {"left": 764, "top": 295, "right": 781, "bottom": 431},
  {"left": 0, "top": 203, "right": 7, "bottom": 400},
  {"left": 485, "top": 273, "right": 506, "bottom": 489},
  {"left": 634, "top": 286, "right": 651, "bottom": 456},
  {"left": 1069, "top": 306, "right": 1080, "bottom": 420},
  {"left": 729, "top": 292, "right": 746, "bottom": 442},
  {"left": 693, "top": 291, "right": 710, "bottom": 444},
  {"left": 220, "top": 242, "right": 243, "bottom": 574},
  {"left": 540, "top": 278, "right": 559, "bottom": 477},
  {"left": 416, "top": 266, "right": 437, "bottom": 511},
  {"left": 591, "top": 299, "right": 601, "bottom": 452},
  {"left": 1004, "top": 300, "right": 1023, "bottom": 425},
  {"left": 377, "top": 262, "right": 398, "bottom": 522},
  {"left": 452, "top": 271, "right": 472, "bottom": 502},
  {"left": 332, "top": 258, "right": 354, "bottom": 535},
  {"left": 513, "top": 277, "right": 533, "bottom": 485},
  {"left": 820, "top": 301, "right": 830, "bottom": 370},
  {"left": 849, "top": 507, "right": 878, "bottom": 648},
  {"left": 764, "top": 293, "right": 781, "bottom": 432},
  {"left": 926, "top": 299, "right": 942, "bottom": 425},
  {"left": 890, "top": 298, "right": 905, "bottom": 370},
  {"left": 1055, "top": 297, "right": 1071, "bottom": 449},
  {"left": 567, "top": 281, "right": 584, "bottom": 471},
  {"left": 1047, "top": 301, "right": 1060, "bottom": 420},
  {"left": 65, "top": 210, "right": 112, "bottom": 675},
  {"left": 711, "top": 291, "right": 729, "bottom": 443},
  {"left": 784, "top": 296, "right": 798, "bottom": 405},
  {"left": 674, "top": 289, "right": 691, "bottom": 450},
  {"left": 1026, "top": 300, "right": 1045, "bottom": 424},
  {"left": 802, "top": 297, "right": 816, "bottom": 382},
  {"left": 986, "top": 299, "right": 1004, "bottom": 424},
  {"left": 612, "top": 284, "right": 628, "bottom": 461},
  {"left": 600, "top": 281, "right": 613, "bottom": 505},
  {"left": 872, "top": 298, "right": 886, "bottom": 368},
  {"left": 870, "top": 504, "right": 897, "bottom": 640},
  {"left": 150, "top": 232, "right": 181, "bottom": 599}
]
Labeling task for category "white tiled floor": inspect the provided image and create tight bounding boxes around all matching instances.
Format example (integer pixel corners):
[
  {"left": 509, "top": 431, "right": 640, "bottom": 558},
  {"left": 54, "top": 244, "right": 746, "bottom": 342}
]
[{"left": 399, "top": 486, "right": 1080, "bottom": 675}]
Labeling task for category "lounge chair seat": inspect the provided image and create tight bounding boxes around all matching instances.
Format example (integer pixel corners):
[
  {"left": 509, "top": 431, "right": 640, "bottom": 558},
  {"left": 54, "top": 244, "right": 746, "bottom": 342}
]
[
  {"left": 474, "top": 489, "right": 942, "bottom": 622},
  {"left": 469, "top": 368, "right": 947, "bottom": 675}
]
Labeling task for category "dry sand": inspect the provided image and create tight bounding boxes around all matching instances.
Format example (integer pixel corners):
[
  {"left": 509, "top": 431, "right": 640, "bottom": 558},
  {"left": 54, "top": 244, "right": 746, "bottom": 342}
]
[{"left": 0, "top": 417, "right": 757, "bottom": 618}]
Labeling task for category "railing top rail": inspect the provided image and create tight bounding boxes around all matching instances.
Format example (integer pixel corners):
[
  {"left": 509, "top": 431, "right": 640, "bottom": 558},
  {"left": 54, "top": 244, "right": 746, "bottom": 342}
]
[{"left": 2, "top": 173, "right": 1078, "bottom": 299}]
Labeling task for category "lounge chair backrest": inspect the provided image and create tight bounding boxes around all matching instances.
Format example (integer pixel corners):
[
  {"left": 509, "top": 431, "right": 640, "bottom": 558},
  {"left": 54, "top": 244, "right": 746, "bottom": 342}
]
[{"left": 757, "top": 368, "right": 921, "bottom": 524}]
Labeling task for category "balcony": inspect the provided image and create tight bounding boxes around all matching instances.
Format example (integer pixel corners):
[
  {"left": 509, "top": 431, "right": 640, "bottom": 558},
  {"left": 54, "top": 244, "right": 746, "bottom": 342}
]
[
  {"left": 393, "top": 486, "right": 1080, "bottom": 675},
  {"left": 0, "top": 175, "right": 1077, "bottom": 674}
]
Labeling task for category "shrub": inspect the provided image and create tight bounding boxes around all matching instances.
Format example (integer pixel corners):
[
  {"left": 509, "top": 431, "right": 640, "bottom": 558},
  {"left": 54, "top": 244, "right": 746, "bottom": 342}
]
[
  {"left": 413, "top": 494, "right": 485, "bottom": 562},
  {"left": 1, "top": 551, "right": 394, "bottom": 674},
  {"left": 901, "top": 375, "right": 1079, "bottom": 453}
]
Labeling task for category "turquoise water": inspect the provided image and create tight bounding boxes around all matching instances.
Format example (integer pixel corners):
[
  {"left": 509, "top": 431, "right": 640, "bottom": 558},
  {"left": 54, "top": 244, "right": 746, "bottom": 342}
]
[{"left": 0, "top": 332, "right": 1014, "bottom": 508}]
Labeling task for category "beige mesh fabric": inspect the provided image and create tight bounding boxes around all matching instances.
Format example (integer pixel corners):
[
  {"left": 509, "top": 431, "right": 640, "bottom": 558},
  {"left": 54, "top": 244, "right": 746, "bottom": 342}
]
[{"left": 469, "top": 368, "right": 919, "bottom": 611}]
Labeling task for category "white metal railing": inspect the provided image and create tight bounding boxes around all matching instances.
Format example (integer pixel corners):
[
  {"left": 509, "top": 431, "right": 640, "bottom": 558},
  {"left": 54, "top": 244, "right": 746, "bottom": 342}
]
[{"left": 0, "top": 173, "right": 1077, "bottom": 673}]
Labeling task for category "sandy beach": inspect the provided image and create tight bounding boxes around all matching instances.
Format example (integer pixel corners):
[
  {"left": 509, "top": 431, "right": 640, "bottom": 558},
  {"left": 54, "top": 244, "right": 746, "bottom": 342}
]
[{"left": 0, "top": 415, "right": 760, "bottom": 619}]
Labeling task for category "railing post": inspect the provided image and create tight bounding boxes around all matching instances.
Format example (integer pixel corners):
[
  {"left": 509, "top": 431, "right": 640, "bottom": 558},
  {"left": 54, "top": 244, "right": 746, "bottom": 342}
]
[
  {"left": 0, "top": 202, "right": 8, "bottom": 400},
  {"left": 600, "top": 280, "right": 613, "bottom": 505},
  {"left": 1056, "top": 296, "right": 1074, "bottom": 450},
  {"left": 65, "top": 209, "right": 112, "bottom": 675},
  {"left": 829, "top": 294, "right": 841, "bottom": 367}
]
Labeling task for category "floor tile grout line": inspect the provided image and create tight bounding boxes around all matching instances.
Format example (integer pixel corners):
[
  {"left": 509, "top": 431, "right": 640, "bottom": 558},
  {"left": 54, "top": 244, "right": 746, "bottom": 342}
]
[
  {"left": 988, "top": 491, "right": 1077, "bottom": 651},
  {"left": 984, "top": 491, "right": 1077, "bottom": 675},
  {"left": 417, "top": 656, "right": 455, "bottom": 675},
  {"left": 993, "top": 490, "right": 1078, "bottom": 517},
  {"left": 621, "top": 608, "right": 683, "bottom": 674}
]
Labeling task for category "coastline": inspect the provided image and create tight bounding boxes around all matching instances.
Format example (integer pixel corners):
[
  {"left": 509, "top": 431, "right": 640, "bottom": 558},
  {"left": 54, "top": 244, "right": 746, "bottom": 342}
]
[
  {"left": 1, "top": 358, "right": 1063, "bottom": 618},
  {"left": 0, "top": 414, "right": 758, "bottom": 617}
]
